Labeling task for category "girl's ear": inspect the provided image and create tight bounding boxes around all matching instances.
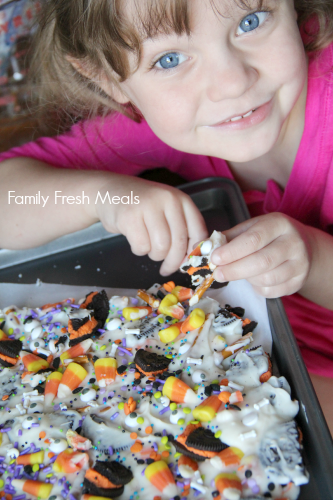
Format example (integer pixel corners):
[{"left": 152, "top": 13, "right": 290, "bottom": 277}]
[{"left": 66, "top": 55, "right": 130, "bottom": 105}]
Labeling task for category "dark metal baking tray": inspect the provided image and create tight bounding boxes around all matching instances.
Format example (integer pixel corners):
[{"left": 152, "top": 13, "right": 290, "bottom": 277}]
[{"left": 0, "top": 177, "right": 332, "bottom": 499}]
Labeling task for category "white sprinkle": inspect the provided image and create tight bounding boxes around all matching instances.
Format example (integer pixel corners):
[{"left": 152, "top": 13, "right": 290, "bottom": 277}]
[
  {"left": 186, "top": 357, "right": 202, "bottom": 365},
  {"left": 254, "top": 397, "right": 269, "bottom": 411},
  {"left": 74, "top": 265, "right": 81, "bottom": 270},
  {"left": 110, "top": 343, "right": 118, "bottom": 357},
  {"left": 240, "top": 430, "right": 257, "bottom": 440},
  {"left": 228, "top": 381, "right": 244, "bottom": 391},
  {"left": 125, "top": 328, "right": 140, "bottom": 335},
  {"left": 190, "top": 481, "right": 207, "bottom": 494}
]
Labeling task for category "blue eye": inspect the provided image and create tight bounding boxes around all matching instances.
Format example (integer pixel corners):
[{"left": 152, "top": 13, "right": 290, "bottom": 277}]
[
  {"left": 237, "top": 12, "right": 269, "bottom": 35},
  {"left": 154, "top": 52, "right": 187, "bottom": 70}
]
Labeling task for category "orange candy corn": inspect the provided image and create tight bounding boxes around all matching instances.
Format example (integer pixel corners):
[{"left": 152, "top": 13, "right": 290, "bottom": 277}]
[
  {"left": 162, "top": 376, "right": 197, "bottom": 405},
  {"left": 180, "top": 308, "right": 205, "bottom": 333},
  {"left": 215, "top": 472, "right": 242, "bottom": 495},
  {"left": 57, "top": 362, "right": 87, "bottom": 399},
  {"left": 145, "top": 460, "right": 178, "bottom": 497},
  {"left": 94, "top": 357, "right": 117, "bottom": 387},
  {"left": 158, "top": 294, "right": 184, "bottom": 320},
  {"left": 178, "top": 455, "right": 199, "bottom": 478},
  {"left": 211, "top": 447, "right": 244, "bottom": 470},
  {"left": 44, "top": 371, "right": 62, "bottom": 406},
  {"left": 16, "top": 451, "right": 44, "bottom": 466},
  {"left": 192, "top": 395, "right": 222, "bottom": 422},
  {"left": 53, "top": 449, "right": 89, "bottom": 473},
  {"left": 171, "top": 286, "right": 194, "bottom": 302},
  {"left": 11, "top": 479, "right": 53, "bottom": 499},
  {"left": 0, "top": 330, "right": 9, "bottom": 340},
  {"left": 20, "top": 351, "right": 49, "bottom": 372},
  {"left": 60, "top": 338, "right": 92, "bottom": 364},
  {"left": 123, "top": 306, "right": 152, "bottom": 321}
]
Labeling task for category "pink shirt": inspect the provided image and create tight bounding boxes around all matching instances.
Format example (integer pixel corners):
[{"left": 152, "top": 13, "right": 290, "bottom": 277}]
[{"left": 1, "top": 43, "right": 333, "bottom": 376}]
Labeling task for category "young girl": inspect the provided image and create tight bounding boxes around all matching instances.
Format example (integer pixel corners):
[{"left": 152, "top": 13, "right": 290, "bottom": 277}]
[{"left": 0, "top": 0, "right": 333, "bottom": 430}]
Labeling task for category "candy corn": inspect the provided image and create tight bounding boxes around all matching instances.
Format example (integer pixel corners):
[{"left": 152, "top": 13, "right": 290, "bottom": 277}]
[
  {"left": 53, "top": 449, "right": 89, "bottom": 473},
  {"left": 158, "top": 294, "right": 185, "bottom": 320},
  {"left": 215, "top": 472, "right": 242, "bottom": 497},
  {"left": 178, "top": 455, "right": 198, "bottom": 478},
  {"left": 123, "top": 306, "right": 152, "bottom": 321},
  {"left": 180, "top": 308, "right": 205, "bottom": 333},
  {"left": 145, "top": 460, "right": 178, "bottom": 497},
  {"left": 57, "top": 362, "right": 87, "bottom": 399},
  {"left": 162, "top": 376, "right": 197, "bottom": 404},
  {"left": 11, "top": 479, "right": 53, "bottom": 499},
  {"left": 82, "top": 496, "right": 112, "bottom": 500},
  {"left": 229, "top": 391, "right": 243, "bottom": 404},
  {"left": 16, "top": 450, "right": 44, "bottom": 466},
  {"left": 192, "top": 395, "right": 222, "bottom": 422},
  {"left": 210, "top": 447, "right": 244, "bottom": 470},
  {"left": 20, "top": 351, "right": 49, "bottom": 372},
  {"left": 0, "top": 330, "right": 9, "bottom": 340},
  {"left": 158, "top": 322, "right": 183, "bottom": 343},
  {"left": 171, "top": 286, "right": 194, "bottom": 302},
  {"left": 60, "top": 338, "right": 93, "bottom": 364},
  {"left": 94, "top": 357, "right": 117, "bottom": 387},
  {"left": 137, "top": 289, "right": 160, "bottom": 308},
  {"left": 44, "top": 371, "right": 62, "bottom": 406},
  {"left": 66, "top": 429, "right": 92, "bottom": 451}
]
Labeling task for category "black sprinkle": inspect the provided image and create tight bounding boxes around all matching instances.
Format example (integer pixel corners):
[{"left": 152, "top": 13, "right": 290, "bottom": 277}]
[
  {"left": 228, "top": 404, "right": 241, "bottom": 411},
  {"left": 89, "top": 378, "right": 96, "bottom": 384},
  {"left": 117, "top": 365, "right": 127, "bottom": 375},
  {"left": 73, "top": 387, "right": 83, "bottom": 394},
  {"left": 52, "top": 357, "right": 60, "bottom": 370}
]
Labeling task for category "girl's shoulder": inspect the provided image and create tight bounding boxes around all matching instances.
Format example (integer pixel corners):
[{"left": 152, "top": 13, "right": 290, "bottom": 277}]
[{"left": 308, "top": 41, "right": 333, "bottom": 80}]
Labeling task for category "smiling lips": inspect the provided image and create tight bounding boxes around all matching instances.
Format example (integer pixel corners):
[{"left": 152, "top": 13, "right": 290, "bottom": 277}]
[{"left": 209, "top": 99, "right": 272, "bottom": 130}]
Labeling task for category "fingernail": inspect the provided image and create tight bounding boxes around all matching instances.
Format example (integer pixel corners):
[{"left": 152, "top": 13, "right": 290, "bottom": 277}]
[
  {"left": 159, "top": 267, "right": 169, "bottom": 277},
  {"left": 213, "top": 269, "right": 225, "bottom": 282}
]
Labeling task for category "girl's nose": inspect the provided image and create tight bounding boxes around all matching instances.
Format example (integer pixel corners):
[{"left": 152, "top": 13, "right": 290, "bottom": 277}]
[{"left": 205, "top": 48, "right": 258, "bottom": 103}]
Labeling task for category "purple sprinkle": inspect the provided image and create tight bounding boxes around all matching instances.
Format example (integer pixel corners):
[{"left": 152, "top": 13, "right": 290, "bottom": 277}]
[
  {"left": 18, "top": 429, "right": 22, "bottom": 436},
  {"left": 132, "top": 298, "right": 139, "bottom": 305},
  {"left": 53, "top": 404, "right": 60, "bottom": 411},
  {"left": 162, "top": 429, "right": 167, "bottom": 436},
  {"left": 121, "top": 386, "right": 127, "bottom": 391},
  {"left": 155, "top": 379, "right": 166, "bottom": 384},
  {"left": 99, "top": 388, "right": 106, "bottom": 395},
  {"left": 0, "top": 456, "right": 5, "bottom": 462},
  {"left": 117, "top": 310, "right": 123, "bottom": 315},
  {"left": 42, "top": 466, "right": 52, "bottom": 474},
  {"left": 176, "top": 481, "right": 184, "bottom": 487},
  {"left": 30, "top": 443, "right": 36, "bottom": 452},
  {"left": 97, "top": 329, "right": 105, "bottom": 334},
  {"left": 1, "top": 427, "right": 11, "bottom": 433},
  {"left": 117, "top": 346, "right": 133, "bottom": 357},
  {"left": 78, "top": 419, "right": 83, "bottom": 427},
  {"left": 108, "top": 446, "right": 114, "bottom": 455},
  {"left": 128, "top": 367, "right": 136, "bottom": 372},
  {"left": 145, "top": 385, "right": 153, "bottom": 391},
  {"left": 252, "top": 485, "right": 261, "bottom": 494},
  {"left": 33, "top": 471, "right": 39, "bottom": 480},
  {"left": 70, "top": 304, "right": 80, "bottom": 308},
  {"left": 152, "top": 442, "right": 158, "bottom": 452},
  {"left": 110, "top": 412, "right": 119, "bottom": 420},
  {"left": 103, "top": 398, "right": 107, "bottom": 404},
  {"left": 122, "top": 338, "right": 126, "bottom": 347},
  {"left": 159, "top": 406, "right": 170, "bottom": 415},
  {"left": 69, "top": 495, "right": 77, "bottom": 500},
  {"left": 31, "top": 423, "right": 40, "bottom": 428},
  {"left": 108, "top": 391, "right": 115, "bottom": 398},
  {"left": 14, "top": 328, "right": 20, "bottom": 335},
  {"left": 141, "top": 467, "right": 146, "bottom": 476},
  {"left": 49, "top": 455, "right": 57, "bottom": 463},
  {"left": 13, "top": 495, "right": 26, "bottom": 500},
  {"left": 14, "top": 442, "right": 18, "bottom": 448},
  {"left": 49, "top": 477, "right": 57, "bottom": 483}
]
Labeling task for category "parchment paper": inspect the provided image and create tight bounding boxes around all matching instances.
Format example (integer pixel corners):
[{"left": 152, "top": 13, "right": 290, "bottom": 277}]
[{"left": 0, "top": 279, "right": 272, "bottom": 353}]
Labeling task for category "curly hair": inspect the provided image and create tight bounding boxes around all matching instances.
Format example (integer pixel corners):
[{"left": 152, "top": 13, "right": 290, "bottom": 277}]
[{"left": 30, "top": 0, "right": 333, "bottom": 128}]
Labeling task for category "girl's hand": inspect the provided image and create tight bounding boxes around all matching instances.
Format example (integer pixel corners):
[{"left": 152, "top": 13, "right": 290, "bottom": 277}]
[
  {"left": 210, "top": 213, "right": 312, "bottom": 298},
  {"left": 95, "top": 176, "right": 208, "bottom": 276}
]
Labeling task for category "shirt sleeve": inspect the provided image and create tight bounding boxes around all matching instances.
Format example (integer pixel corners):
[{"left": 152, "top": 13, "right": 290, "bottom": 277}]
[{"left": 0, "top": 112, "right": 228, "bottom": 182}]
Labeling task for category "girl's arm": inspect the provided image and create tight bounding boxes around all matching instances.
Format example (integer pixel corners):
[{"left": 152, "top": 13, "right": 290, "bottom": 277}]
[
  {"left": 210, "top": 213, "right": 333, "bottom": 311},
  {"left": 1, "top": 157, "right": 208, "bottom": 275}
]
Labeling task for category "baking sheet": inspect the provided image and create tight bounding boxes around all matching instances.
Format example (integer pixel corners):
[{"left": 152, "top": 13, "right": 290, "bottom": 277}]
[{"left": 0, "top": 279, "right": 272, "bottom": 353}]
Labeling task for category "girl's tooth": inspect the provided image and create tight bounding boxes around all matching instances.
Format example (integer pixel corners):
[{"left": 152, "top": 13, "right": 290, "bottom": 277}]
[
  {"left": 230, "top": 115, "right": 242, "bottom": 122},
  {"left": 243, "top": 110, "right": 253, "bottom": 118}
]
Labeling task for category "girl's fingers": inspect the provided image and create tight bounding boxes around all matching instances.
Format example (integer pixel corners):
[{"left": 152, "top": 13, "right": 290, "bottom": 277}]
[
  {"left": 144, "top": 212, "right": 172, "bottom": 262},
  {"left": 122, "top": 214, "right": 151, "bottom": 256},
  {"left": 182, "top": 197, "right": 209, "bottom": 255},
  {"left": 211, "top": 213, "right": 290, "bottom": 266},
  {"left": 213, "top": 236, "right": 294, "bottom": 282},
  {"left": 247, "top": 260, "right": 306, "bottom": 288},
  {"left": 251, "top": 276, "right": 304, "bottom": 299}
]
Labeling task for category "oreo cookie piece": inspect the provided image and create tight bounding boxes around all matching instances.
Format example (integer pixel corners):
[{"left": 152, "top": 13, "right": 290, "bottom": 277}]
[
  {"left": 83, "top": 460, "right": 133, "bottom": 498},
  {"left": 89, "top": 290, "right": 109, "bottom": 325},
  {"left": 242, "top": 320, "right": 258, "bottom": 336},
  {"left": 134, "top": 349, "right": 170, "bottom": 376},
  {"left": 171, "top": 438, "right": 206, "bottom": 462},
  {"left": 185, "top": 427, "right": 227, "bottom": 453},
  {"left": 0, "top": 339, "right": 22, "bottom": 367},
  {"left": 68, "top": 316, "right": 99, "bottom": 346}
]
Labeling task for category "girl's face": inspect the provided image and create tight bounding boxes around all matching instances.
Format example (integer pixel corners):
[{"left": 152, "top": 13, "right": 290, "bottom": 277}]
[{"left": 115, "top": 0, "right": 307, "bottom": 162}]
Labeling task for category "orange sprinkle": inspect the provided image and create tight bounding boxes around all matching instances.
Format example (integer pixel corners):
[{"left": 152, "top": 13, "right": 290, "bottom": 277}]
[
  {"left": 5, "top": 495, "right": 12, "bottom": 500},
  {"left": 161, "top": 451, "right": 169, "bottom": 458},
  {"left": 61, "top": 327, "right": 67, "bottom": 334},
  {"left": 155, "top": 454, "right": 161, "bottom": 461},
  {"left": 115, "top": 339, "right": 122, "bottom": 344},
  {"left": 128, "top": 397, "right": 133, "bottom": 404},
  {"left": 39, "top": 431, "right": 46, "bottom": 439},
  {"left": 48, "top": 452, "right": 55, "bottom": 459},
  {"left": 150, "top": 451, "right": 158, "bottom": 460},
  {"left": 220, "top": 378, "right": 229, "bottom": 386},
  {"left": 130, "top": 432, "right": 138, "bottom": 440},
  {"left": 163, "top": 281, "right": 175, "bottom": 292},
  {"left": 2, "top": 395, "right": 9, "bottom": 401},
  {"left": 148, "top": 376, "right": 155, "bottom": 381},
  {"left": 145, "top": 426, "right": 153, "bottom": 434},
  {"left": 153, "top": 496, "right": 162, "bottom": 500},
  {"left": 134, "top": 372, "right": 141, "bottom": 379},
  {"left": 130, "top": 441, "right": 143, "bottom": 453}
]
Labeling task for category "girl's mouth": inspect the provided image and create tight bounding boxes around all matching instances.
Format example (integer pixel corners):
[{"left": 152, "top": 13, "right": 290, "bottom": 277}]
[{"left": 209, "top": 99, "right": 273, "bottom": 131}]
